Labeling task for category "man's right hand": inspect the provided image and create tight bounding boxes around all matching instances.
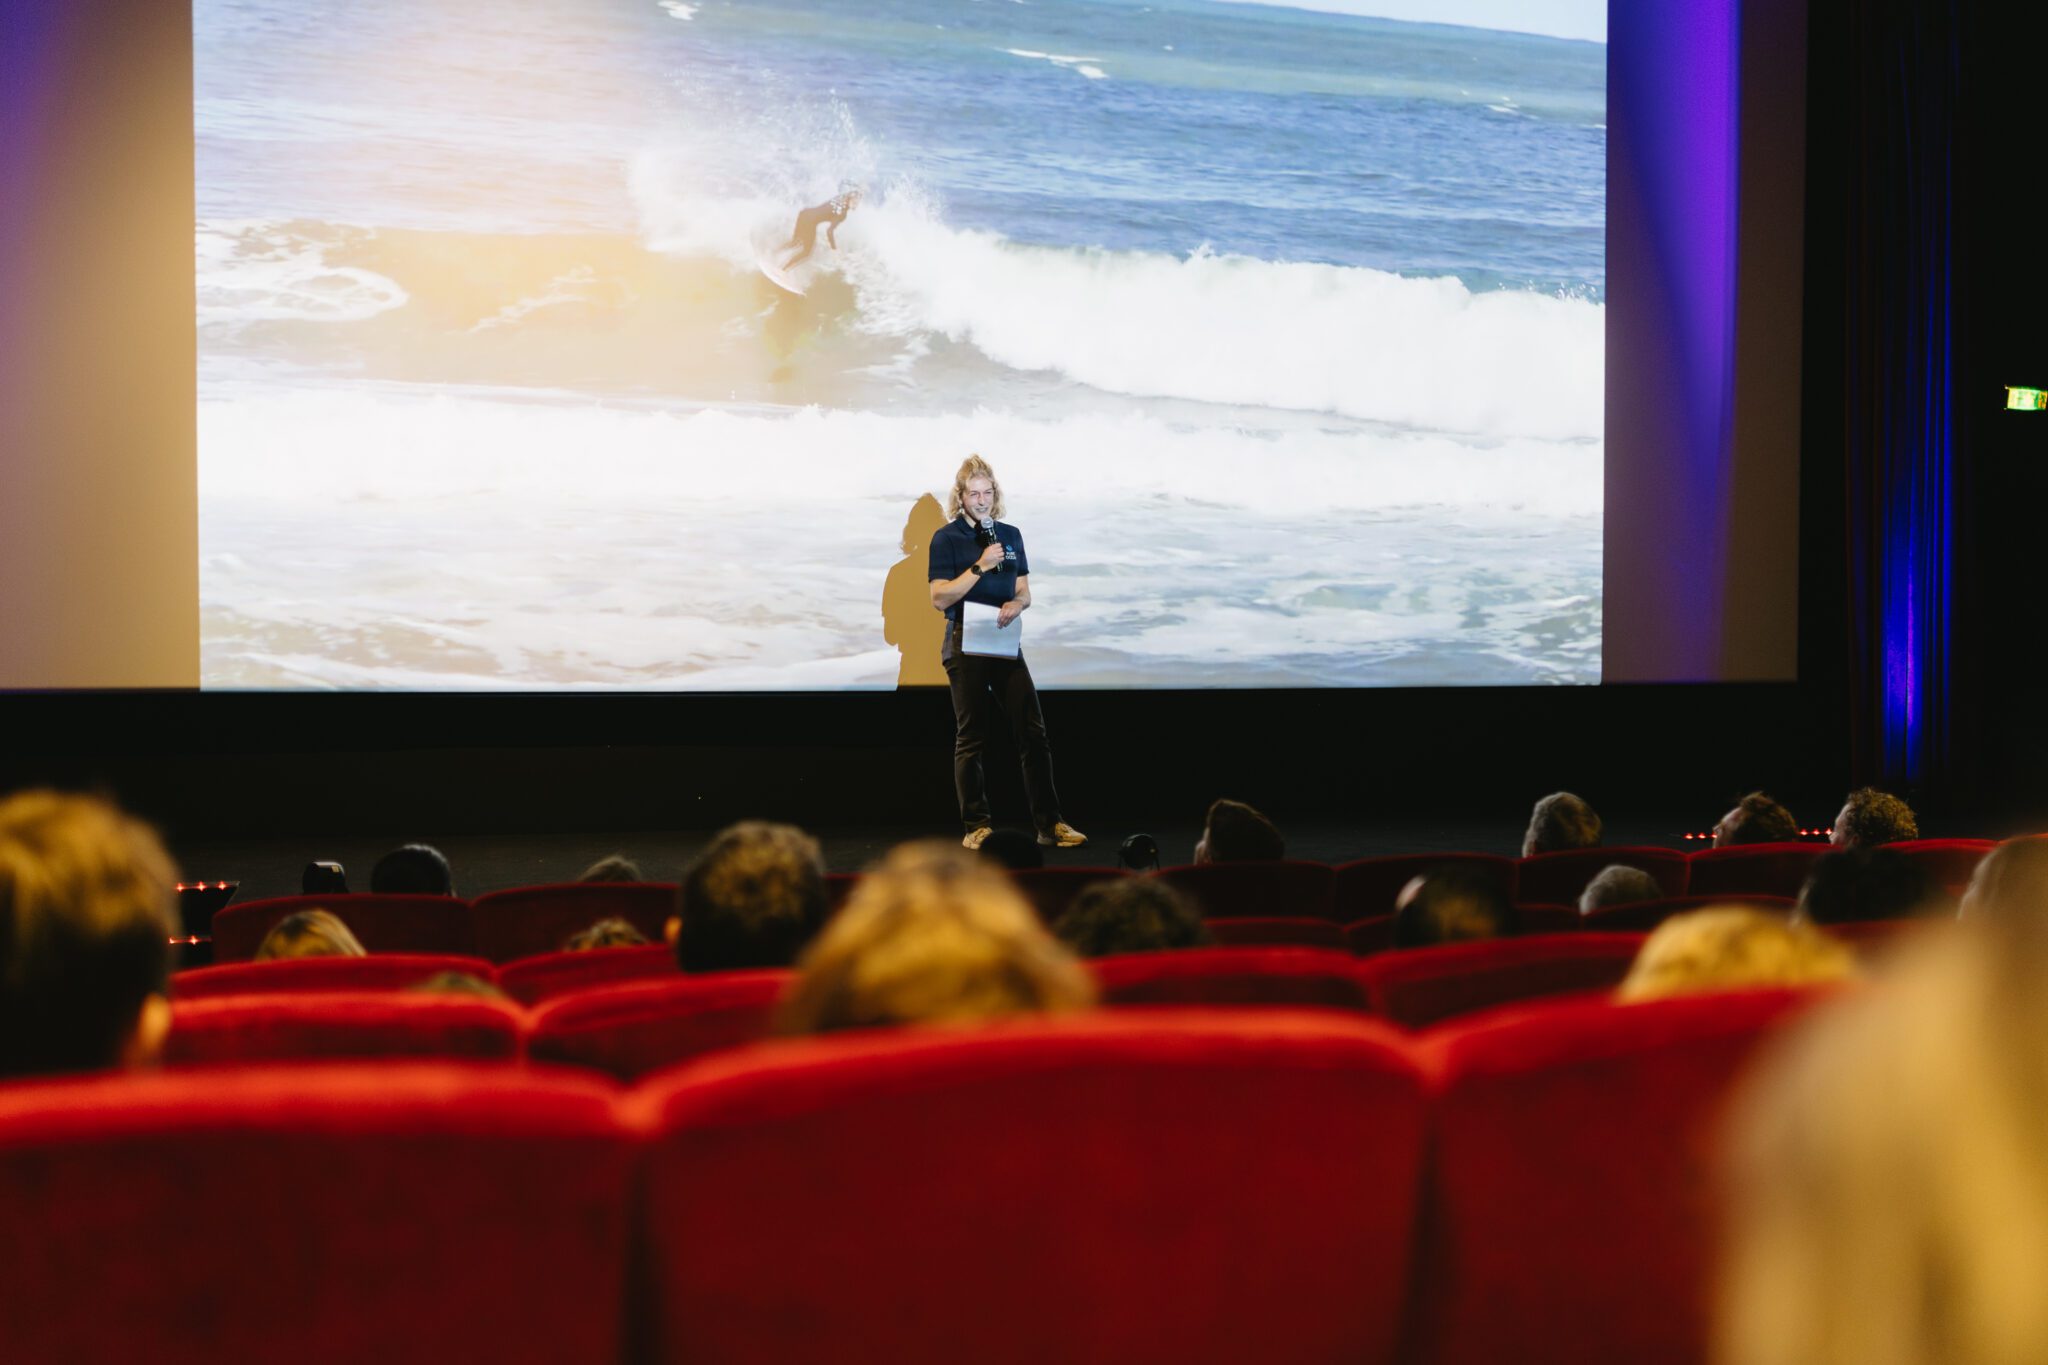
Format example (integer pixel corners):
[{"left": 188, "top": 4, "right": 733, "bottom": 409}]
[{"left": 976, "top": 542, "right": 1004, "bottom": 572}]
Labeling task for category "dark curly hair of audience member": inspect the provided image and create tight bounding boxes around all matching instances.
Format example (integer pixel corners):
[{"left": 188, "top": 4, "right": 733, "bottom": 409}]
[
  {"left": 1796, "top": 848, "right": 1944, "bottom": 925},
  {"left": 1394, "top": 864, "right": 1516, "bottom": 948},
  {"left": 1195, "top": 798, "right": 1285, "bottom": 863},
  {"left": 1714, "top": 791, "right": 1801, "bottom": 847},
  {"left": 1522, "top": 791, "right": 1602, "bottom": 856},
  {"left": 370, "top": 843, "right": 455, "bottom": 896},
  {"left": 1, "top": 790, "right": 180, "bottom": 1079},
  {"left": 1829, "top": 788, "right": 1918, "bottom": 850},
  {"left": 577, "top": 853, "right": 644, "bottom": 883},
  {"left": 672, "top": 821, "right": 828, "bottom": 973},
  {"left": 1052, "top": 877, "right": 1210, "bottom": 958}
]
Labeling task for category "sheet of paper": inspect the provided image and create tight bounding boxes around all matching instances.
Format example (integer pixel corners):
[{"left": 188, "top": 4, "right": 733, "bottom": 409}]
[{"left": 961, "top": 601, "right": 1022, "bottom": 658}]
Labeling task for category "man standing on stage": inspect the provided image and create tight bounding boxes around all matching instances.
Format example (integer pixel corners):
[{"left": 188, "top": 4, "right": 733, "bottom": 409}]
[{"left": 928, "top": 455, "right": 1087, "bottom": 851}]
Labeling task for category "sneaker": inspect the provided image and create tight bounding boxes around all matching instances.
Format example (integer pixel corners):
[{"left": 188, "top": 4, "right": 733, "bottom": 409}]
[
  {"left": 1037, "top": 822, "right": 1088, "bottom": 849},
  {"left": 962, "top": 826, "right": 994, "bottom": 850}
]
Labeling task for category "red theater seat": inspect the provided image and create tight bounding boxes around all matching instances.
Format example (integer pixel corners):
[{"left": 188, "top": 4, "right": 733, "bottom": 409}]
[
  {"left": 1346, "top": 915, "right": 1396, "bottom": 956},
  {"left": 165, "top": 992, "right": 525, "bottom": 1066},
  {"left": 1354, "top": 934, "right": 1646, "bottom": 1028},
  {"left": 1334, "top": 853, "right": 1517, "bottom": 921},
  {"left": 495, "top": 943, "right": 678, "bottom": 1006},
  {"left": 1204, "top": 916, "right": 1348, "bottom": 950},
  {"left": 1685, "top": 842, "right": 1827, "bottom": 898},
  {"left": 1515, "top": 847, "right": 1688, "bottom": 905},
  {"left": 1011, "top": 866, "right": 1130, "bottom": 922},
  {"left": 1887, "top": 837, "right": 1995, "bottom": 889},
  {"left": 526, "top": 971, "right": 791, "bottom": 1080},
  {"left": 1409, "top": 988, "right": 1832, "bottom": 1365},
  {"left": 1577, "top": 893, "right": 1796, "bottom": 933},
  {"left": 629, "top": 1011, "right": 1428, "bottom": 1365},
  {"left": 1513, "top": 903, "right": 1582, "bottom": 935},
  {"left": 1091, "top": 946, "right": 1371, "bottom": 1010},
  {"left": 210, "top": 893, "right": 474, "bottom": 962},
  {"left": 170, "top": 953, "right": 497, "bottom": 1000},
  {"left": 467, "top": 882, "right": 677, "bottom": 962},
  {"left": 1156, "top": 860, "right": 1338, "bottom": 921},
  {"left": 0, "top": 1065, "right": 633, "bottom": 1365}
]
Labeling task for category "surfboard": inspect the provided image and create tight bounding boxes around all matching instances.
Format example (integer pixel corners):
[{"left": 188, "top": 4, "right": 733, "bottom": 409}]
[{"left": 755, "top": 250, "right": 807, "bottom": 296}]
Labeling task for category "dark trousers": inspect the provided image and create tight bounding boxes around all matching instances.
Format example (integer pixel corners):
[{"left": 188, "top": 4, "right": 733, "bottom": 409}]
[{"left": 945, "top": 649, "right": 1063, "bottom": 833}]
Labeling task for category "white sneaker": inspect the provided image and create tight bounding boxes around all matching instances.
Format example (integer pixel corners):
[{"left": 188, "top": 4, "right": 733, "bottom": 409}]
[
  {"left": 962, "top": 826, "right": 994, "bottom": 850},
  {"left": 1036, "top": 822, "right": 1088, "bottom": 849}
]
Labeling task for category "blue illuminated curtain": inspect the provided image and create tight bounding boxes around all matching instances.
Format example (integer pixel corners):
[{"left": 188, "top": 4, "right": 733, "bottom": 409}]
[{"left": 1841, "top": 0, "right": 1964, "bottom": 787}]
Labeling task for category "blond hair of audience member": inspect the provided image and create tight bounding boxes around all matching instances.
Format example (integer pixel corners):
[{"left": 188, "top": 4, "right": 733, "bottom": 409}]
[
  {"left": 1959, "top": 836, "right": 2048, "bottom": 920},
  {"left": 0, "top": 790, "right": 179, "bottom": 1077},
  {"left": 253, "top": 908, "right": 367, "bottom": 962},
  {"left": 563, "top": 916, "right": 650, "bottom": 951},
  {"left": 779, "top": 841, "right": 1094, "bottom": 1034},
  {"left": 1718, "top": 912, "right": 2048, "bottom": 1365},
  {"left": 1616, "top": 907, "right": 1857, "bottom": 1003}
]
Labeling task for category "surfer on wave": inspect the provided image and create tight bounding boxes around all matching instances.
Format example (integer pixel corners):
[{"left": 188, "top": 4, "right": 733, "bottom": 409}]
[{"left": 778, "top": 185, "right": 862, "bottom": 269}]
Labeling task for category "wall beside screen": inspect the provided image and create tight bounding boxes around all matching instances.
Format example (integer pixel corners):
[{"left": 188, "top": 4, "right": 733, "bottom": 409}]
[{"left": 0, "top": 0, "right": 1817, "bottom": 830}]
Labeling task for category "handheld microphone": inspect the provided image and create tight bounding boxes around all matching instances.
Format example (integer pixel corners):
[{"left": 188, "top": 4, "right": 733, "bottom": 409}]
[{"left": 978, "top": 516, "right": 1009, "bottom": 572}]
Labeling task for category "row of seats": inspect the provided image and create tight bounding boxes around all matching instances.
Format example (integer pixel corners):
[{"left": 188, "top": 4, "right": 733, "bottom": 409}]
[
  {"left": 166, "top": 938, "right": 1652, "bottom": 1074},
  {"left": 0, "top": 991, "right": 1831, "bottom": 1365}
]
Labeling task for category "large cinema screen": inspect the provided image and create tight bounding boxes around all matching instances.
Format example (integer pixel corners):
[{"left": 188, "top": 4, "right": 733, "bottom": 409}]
[{"left": 195, "top": 0, "right": 1606, "bottom": 690}]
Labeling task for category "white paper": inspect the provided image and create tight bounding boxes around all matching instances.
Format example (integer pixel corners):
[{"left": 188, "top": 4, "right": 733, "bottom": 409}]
[{"left": 961, "top": 601, "right": 1022, "bottom": 658}]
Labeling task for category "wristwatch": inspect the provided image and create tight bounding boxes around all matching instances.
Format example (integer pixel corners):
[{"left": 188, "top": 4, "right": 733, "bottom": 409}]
[{"left": 969, "top": 564, "right": 985, "bottom": 576}]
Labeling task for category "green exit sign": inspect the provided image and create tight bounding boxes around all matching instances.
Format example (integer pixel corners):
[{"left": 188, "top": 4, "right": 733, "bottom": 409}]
[{"left": 2008, "top": 386, "right": 2048, "bottom": 410}]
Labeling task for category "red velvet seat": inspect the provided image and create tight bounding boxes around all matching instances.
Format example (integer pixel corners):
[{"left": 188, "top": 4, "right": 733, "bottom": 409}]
[
  {"left": 629, "top": 1010, "right": 1429, "bottom": 1365},
  {"left": 1354, "top": 934, "right": 1646, "bottom": 1028},
  {"left": 496, "top": 943, "right": 679, "bottom": 1006},
  {"left": 210, "top": 893, "right": 474, "bottom": 962},
  {"left": 1155, "top": 860, "right": 1338, "bottom": 921},
  {"left": 1204, "top": 916, "right": 1347, "bottom": 950},
  {"left": 1346, "top": 915, "right": 1396, "bottom": 956},
  {"left": 0, "top": 1065, "right": 633, "bottom": 1365},
  {"left": 526, "top": 971, "right": 791, "bottom": 1080},
  {"left": 170, "top": 953, "right": 497, "bottom": 1000},
  {"left": 1091, "top": 946, "right": 1371, "bottom": 1010},
  {"left": 1515, "top": 846, "right": 1688, "bottom": 905},
  {"left": 1684, "top": 842, "right": 1826, "bottom": 897},
  {"left": 1333, "top": 853, "right": 1517, "bottom": 921},
  {"left": 1577, "top": 893, "right": 1796, "bottom": 933},
  {"left": 1887, "top": 837, "right": 1995, "bottom": 889},
  {"left": 1011, "top": 866, "right": 1131, "bottom": 923},
  {"left": 1512, "top": 903, "right": 1581, "bottom": 935},
  {"left": 165, "top": 992, "right": 525, "bottom": 1066},
  {"left": 1409, "top": 988, "right": 1832, "bottom": 1365},
  {"left": 468, "top": 882, "right": 677, "bottom": 962}
]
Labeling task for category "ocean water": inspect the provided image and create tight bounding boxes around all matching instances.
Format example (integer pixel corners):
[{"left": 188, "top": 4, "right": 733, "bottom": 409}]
[{"left": 195, "top": 0, "right": 1606, "bottom": 690}]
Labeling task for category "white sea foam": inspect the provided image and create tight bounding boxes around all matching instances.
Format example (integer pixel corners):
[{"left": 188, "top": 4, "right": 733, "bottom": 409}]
[
  {"left": 658, "top": 0, "right": 697, "bottom": 18},
  {"left": 196, "top": 220, "right": 408, "bottom": 326},
  {"left": 841, "top": 191, "right": 1603, "bottom": 441},
  {"left": 1002, "top": 49, "right": 1108, "bottom": 78}
]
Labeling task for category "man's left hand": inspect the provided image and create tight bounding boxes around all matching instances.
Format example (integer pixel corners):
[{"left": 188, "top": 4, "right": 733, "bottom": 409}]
[{"left": 997, "top": 600, "right": 1024, "bottom": 627}]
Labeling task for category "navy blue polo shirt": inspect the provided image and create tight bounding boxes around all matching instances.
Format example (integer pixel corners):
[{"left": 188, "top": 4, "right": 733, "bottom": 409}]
[{"left": 928, "top": 514, "right": 1029, "bottom": 626}]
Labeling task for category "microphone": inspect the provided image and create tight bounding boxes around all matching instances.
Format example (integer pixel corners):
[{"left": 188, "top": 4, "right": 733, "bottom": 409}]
[{"left": 978, "top": 516, "right": 1009, "bottom": 572}]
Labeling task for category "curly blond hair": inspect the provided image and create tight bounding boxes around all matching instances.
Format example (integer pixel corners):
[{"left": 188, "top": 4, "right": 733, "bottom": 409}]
[
  {"left": 945, "top": 454, "right": 1006, "bottom": 522},
  {"left": 1616, "top": 907, "right": 1858, "bottom": 1003},
  {"left": 779, "top": 841, "right": 1093, "bottom": 1034}
]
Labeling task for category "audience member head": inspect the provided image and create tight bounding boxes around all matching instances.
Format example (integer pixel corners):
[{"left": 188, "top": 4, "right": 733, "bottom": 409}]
[
  {"left": 577, "top": 853, "right": 644, "bottom": 883},
  {"left": 1522, "top": 791, "right": 1602, "bottom": 857},
  {"left": 1578, "top": 863, "right": 1664, "bottom": 914},
  {"left": 1796, "top": 848, "right": 1945, "bottom": 925},
  {"left": 976, "top": 827, "right": 1045, "bottom": 872},
  {"left": 1713, "top": 791, "right": 1801, "bottom": 847},
  {"left": 1193, "top": 798, "right": 1285, "bottom": 864},
  {"left": 1958, "top": 836, "right": 2048, "bottom": 921},
  {"left": 779, "top": 841, "right": 1094, "bottom": 1034},
  {"left": 671, "top": 821, "right": 828, "bottom": 973},
  {"left": 1615, "top": 907, "right": 1856, "bottom": 1002},
  {"left": 1052, "top": 878, "right": 1210, "bottom": 958},
  {"left": 301, "top": 860, "right": 348, "bottom": 895},
  {"left": 1394, "top": 865, "right": 1515, "bottom": 949},
  {"left": 1718, "top": 917, "right": 2048, "bottom": 1365},
  {"left": 1829, "top": 787, "right": 1918, "bottom": 850},
  {"left": 370, "top": 843, "right": 455, "bottom": 896},
  {"left": 0, "top": 791, "right": 179, "bottom": 1079},
  {"left": 562, "top": 916, "right": 650, "bottom": 952},
  {"left": 253, "top": 909, "right": 367, "bottom": 962},
  {"left": 410, "top": 971, "right": 507, "bottom": 999}
]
